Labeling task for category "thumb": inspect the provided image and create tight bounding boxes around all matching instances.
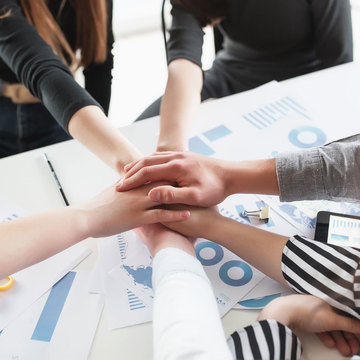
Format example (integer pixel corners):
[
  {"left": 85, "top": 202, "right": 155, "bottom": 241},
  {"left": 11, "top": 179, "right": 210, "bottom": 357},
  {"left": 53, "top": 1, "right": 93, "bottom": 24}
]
[
  {"left": 148, "top": 186, "right": 197, "bottom": 205},
  {"left": 331, "top": 313, "right": 360, "bottom": 334}
]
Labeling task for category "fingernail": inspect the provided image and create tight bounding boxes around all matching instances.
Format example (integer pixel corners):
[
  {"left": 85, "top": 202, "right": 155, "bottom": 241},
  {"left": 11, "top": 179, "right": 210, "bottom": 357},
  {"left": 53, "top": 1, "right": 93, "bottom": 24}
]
[{"left": 182, "top": 211, "right": 190, "bottom": 218}]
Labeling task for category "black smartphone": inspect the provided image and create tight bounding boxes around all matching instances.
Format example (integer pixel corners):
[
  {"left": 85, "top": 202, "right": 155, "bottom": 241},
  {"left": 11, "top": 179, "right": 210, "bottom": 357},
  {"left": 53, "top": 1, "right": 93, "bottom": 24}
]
[{"left": 315, "top": 211, "right": 360, "bottom": 248}]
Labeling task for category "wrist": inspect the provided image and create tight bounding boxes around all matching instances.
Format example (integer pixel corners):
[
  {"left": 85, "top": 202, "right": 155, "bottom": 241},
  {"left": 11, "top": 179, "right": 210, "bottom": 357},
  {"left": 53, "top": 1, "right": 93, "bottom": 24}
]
[
  {"left": 222, "top": 160, "right": 239, "bottom": 197},
  {"left": 137, "top": 224, "right": 195, "bottom": 257},
  {"left": 223, "top": 159, "right": 279, "bottom": 196},
  {"left": 156, "top": 139, "right": 188, "bottom": 152},
  {"left": 201, "top": 210, "right": 227, "bottom": 242},
  {"left": 71, "top": 206, "right": 97, "bottom": 240},
  {"left": 257, "top": 296, "right": 298, "bottom": 329}
]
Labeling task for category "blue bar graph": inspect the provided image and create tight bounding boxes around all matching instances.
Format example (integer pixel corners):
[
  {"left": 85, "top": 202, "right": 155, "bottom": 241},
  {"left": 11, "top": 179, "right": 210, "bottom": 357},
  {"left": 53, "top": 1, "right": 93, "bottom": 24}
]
[
  {"left": 260, "top": 108, "right": 277, "bottom": 122},
  {"left": 117, "top": 234, "right": 127, "bottom": 261},
  {"left": 249, "top": 113, "right": 267, "bottom": 128},
  {"left": 188, "top": 136, "right": 215, "bottom": 156},
  {"left": 254, "top": 110, "right": 272, "bottom": 125},
  {"left": 243, "top": 97, "right": 313, "bottom": 131},
  {"left": 270, "top": 103, "right": 286, "bottom": 116},
  {"left": 243, "top": 115, "right": 262, "bottom": 130},
  {"left": 31, "top": 271, "right": 76, "bottom": 342},
  {"left": 281, "top": 98, "right": 312, "bottom": 121},
  {"left": 127, "top": 289, "right": 146, "bottom": 311},
  {"left": 203, "top": 125, "right": 232, "bottom": 142}
]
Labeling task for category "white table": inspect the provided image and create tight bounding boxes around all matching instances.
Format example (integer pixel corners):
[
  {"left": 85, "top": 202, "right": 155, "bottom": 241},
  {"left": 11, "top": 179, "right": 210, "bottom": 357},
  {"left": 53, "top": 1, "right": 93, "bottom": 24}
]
[{"left": 1, "top": 62, "right": 359, "bottom": 359}]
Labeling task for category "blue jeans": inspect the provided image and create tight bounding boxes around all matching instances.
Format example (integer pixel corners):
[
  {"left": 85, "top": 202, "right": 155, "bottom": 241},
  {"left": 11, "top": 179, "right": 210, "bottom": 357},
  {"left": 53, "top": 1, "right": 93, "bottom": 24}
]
[{"left": 0, "top": 96, "right": 72, "bottom": 158}]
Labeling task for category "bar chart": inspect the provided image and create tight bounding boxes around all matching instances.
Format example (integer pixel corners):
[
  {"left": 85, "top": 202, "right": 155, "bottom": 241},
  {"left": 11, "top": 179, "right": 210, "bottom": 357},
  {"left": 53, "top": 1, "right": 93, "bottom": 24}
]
[{"left": 328, "top": 215, "right": 360, "bottom": 248}]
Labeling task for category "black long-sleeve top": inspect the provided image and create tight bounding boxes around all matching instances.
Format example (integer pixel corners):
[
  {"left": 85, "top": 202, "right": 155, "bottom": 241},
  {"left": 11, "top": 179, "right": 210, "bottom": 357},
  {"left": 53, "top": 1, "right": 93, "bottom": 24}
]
[
  {"left": 0, "top": 0, "right": 114, "bottom": 132},
  {"left": 167, "top": 0, "right": 353, "bottom": 86}
]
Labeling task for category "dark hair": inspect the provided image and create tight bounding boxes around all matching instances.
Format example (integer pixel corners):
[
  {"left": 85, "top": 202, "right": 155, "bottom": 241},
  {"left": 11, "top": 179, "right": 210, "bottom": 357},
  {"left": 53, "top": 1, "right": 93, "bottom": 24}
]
[{"left": 174, "top": 0, "right": 228, "bottom": 27}]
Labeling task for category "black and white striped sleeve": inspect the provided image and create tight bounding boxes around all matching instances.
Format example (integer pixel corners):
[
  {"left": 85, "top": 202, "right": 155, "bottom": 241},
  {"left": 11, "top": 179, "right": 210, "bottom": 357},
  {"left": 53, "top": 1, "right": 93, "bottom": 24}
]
[
  {"left": 227, "top": 319, "right": 302, "bottom": 360},
  {"left": 282, "top": 235, "right": 360, "bottom": 319}
]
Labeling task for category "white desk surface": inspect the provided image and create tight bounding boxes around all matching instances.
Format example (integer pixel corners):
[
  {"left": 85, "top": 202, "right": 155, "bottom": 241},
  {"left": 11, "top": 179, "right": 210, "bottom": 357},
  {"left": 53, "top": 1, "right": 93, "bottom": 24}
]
[{"left": 1, "top": 62, "right": 359, "bottom": 359}]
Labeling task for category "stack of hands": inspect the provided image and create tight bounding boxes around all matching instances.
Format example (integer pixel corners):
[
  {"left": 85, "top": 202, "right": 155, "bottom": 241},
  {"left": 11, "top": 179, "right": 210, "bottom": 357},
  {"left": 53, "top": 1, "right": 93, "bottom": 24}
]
[{"left": 89, "top": 151, "right": 358, "bottom": 358}]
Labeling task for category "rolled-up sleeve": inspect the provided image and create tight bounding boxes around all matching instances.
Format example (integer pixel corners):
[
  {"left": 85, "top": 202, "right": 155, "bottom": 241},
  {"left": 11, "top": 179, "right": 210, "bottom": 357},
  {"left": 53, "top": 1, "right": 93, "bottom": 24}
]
[{"left": 276, "top": 134, "right": 360, "bottom": 202}]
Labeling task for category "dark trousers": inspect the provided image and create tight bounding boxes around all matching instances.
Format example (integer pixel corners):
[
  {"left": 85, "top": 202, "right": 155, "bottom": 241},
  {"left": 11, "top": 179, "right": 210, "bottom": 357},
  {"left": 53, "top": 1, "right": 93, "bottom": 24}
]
[{"left": 0, "top": 96, "right": 72, "bottom": 158}]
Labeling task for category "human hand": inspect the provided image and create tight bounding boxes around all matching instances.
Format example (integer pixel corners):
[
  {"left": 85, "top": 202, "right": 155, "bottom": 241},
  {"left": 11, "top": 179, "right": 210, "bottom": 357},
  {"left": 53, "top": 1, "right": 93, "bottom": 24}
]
[
  {"left": 116, "top": 152, "right": 230, "bottom": 206},
  {"left": 161, "top": 205, "right": 220, "bottom": 240},
  {"left": 135, "top": 223, "right": 196, "bottom": 258},
  {"left": 76, "top": 182, "right": 190, "bottom": 239},
  {"left": 258, "top": 294, "right": 360, "bottom": 357}
]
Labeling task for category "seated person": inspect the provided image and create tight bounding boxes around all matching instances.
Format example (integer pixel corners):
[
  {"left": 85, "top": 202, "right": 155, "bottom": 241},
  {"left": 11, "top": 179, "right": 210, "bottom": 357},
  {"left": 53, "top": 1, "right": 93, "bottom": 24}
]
[{"left": 136, "top": 0, "right": 353, "bottom": 155}]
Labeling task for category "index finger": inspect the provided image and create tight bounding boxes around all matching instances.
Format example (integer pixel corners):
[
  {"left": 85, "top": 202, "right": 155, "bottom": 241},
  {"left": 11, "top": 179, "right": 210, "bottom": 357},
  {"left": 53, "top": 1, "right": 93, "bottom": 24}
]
[
  {"left": 124, "top": 151, "right": 179, "bottom": 173},
  {"left": 117, "top": 163, "right": 179, "bottom": 191},
  {"left": 124, "top": 153, "right": 184, "bottom": 179}
]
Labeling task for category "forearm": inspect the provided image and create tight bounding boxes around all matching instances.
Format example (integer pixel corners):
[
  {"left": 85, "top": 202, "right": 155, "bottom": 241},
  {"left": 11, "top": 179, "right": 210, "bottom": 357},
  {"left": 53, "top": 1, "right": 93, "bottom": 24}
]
[
  {"left": 276, "top": 134, "right": 360, "bottom": 202},
  {"left": 136, "top": 223, "right": 195, "bottom": 258},
  {"left": 224, "top": 158, "right": 279, "bottom": 196},
  {"left": 209, "top": 216, "right": 288, "bottom": 285},
  {"left": 157, "top": 59, "right": 202, "bottom": 152},
  {"left": 68, "top": 106, "right": 142, "bottom": 174},
  {"left": 0, "top": 207, "right": 88, "bottom": 278}
]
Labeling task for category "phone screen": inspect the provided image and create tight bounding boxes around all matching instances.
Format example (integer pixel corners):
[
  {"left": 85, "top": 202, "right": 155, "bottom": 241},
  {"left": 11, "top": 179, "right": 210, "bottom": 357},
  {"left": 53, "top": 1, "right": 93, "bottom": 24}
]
[
  {"left": 327, "top": 214, "right": 360, "bottom": 248},
  {"left": 315, "top": 211, "right": 360, "bottom": 248}
]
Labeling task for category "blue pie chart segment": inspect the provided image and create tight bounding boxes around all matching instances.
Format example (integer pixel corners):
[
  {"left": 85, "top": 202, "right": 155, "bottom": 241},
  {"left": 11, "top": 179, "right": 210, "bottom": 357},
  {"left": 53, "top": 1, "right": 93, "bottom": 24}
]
[
  {"left": 219, "top": 260, "right": 253, "bottom": 286},
  {"left": 195, "top": 241, "right": 224, "bottom": 266},
  {"left": 288, "top": 126, "right": 326, "bottom": 149}
]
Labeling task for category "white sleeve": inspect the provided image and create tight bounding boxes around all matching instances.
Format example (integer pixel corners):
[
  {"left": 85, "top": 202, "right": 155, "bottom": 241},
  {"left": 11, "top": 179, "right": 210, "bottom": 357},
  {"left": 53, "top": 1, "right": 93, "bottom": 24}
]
[{"left": 152, "top": 247, "right": 233, "bottom": 360}]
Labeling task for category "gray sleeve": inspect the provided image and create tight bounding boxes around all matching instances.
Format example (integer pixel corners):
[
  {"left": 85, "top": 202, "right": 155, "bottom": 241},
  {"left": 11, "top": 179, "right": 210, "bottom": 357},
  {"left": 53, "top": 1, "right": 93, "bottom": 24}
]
[
  {"left": 167, "top": 1, "right": 204, "bottom": 68},
  {"left": 310, "top": 0, "right": 353, "bottom": 67},
  {"left": 276, "top": 134, "right": 360, "bottom": 202}
]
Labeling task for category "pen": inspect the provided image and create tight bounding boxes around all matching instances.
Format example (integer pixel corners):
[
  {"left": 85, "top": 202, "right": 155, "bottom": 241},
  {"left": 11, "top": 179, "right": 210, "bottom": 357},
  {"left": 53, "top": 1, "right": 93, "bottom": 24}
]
[{"left": 43, "top": 153, "right": 69, "bottom": 206}]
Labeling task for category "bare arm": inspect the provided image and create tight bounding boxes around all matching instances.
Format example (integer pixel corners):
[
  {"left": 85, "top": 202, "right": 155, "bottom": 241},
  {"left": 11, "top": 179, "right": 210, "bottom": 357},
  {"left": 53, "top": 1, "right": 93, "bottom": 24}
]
[
  {"left": 157, "top": 59, "right": 203, "bottom": 152},
  {"left": 165, "top": 207, "right": 288, "bottom": 285},
  {"left": 0, "top": 183, "right": 190, "bottom": 279},
  {"left": 68, "top": 106, "right": 142, "bottom": 174}
]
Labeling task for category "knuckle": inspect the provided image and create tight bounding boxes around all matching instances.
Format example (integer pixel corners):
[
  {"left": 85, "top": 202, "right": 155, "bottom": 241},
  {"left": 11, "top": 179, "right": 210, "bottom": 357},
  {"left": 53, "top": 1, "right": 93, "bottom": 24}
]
[
  {"left": 164, "top": 189, "right": 176, "bottom": 203},
  {"left": 171, "top": 161, "right": 184, "bottom": 172},
  {"left": 139, "top": 166, "right": 152, "bottom": 178},
  {"left": 154, "top": 209, "right": 167, "bottom": 222},
  {"left": 189, "top": 189, "right": 201, "bottom": 203}
]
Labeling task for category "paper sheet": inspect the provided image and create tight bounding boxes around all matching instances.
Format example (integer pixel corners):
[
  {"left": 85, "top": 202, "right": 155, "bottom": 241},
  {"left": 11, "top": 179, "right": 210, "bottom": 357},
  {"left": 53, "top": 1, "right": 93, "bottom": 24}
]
[
  {"left": 0, "top": 244, "right": 91, "bottom": 330},
  {"left": 189, "top": 80, "right": 360, "bottom": 240},
  {"left": 0, "top": 198, "right": 92, "bottom": 330},
  {"left": 97, "top": 225, "right": 266, "bottom": 329},
  {"left": 260, "top": 195, "right": 360, "bottom": 238},
  {"left": 0, "top": 271, "right": 104, "bottom": 360}
]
